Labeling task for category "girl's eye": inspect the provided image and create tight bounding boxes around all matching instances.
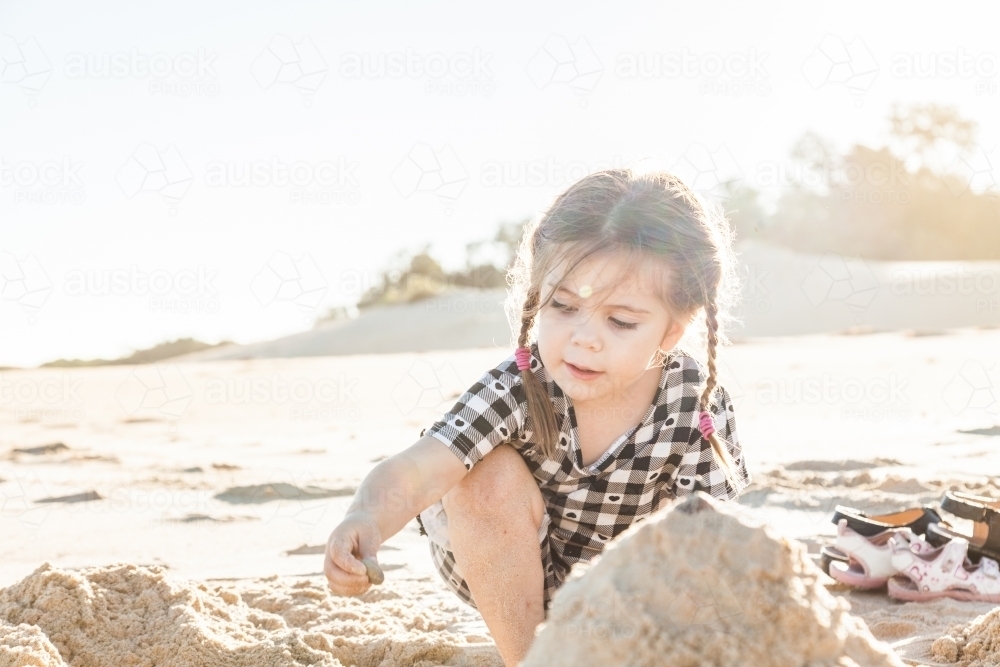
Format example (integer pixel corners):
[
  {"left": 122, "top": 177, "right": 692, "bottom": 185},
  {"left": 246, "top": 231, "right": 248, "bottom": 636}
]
[
  {"left": 551, "top": 299, "right": 575, "bottom": 312},
  {"left": 610, "top": 317, "right": 638, "bottom": 330}
]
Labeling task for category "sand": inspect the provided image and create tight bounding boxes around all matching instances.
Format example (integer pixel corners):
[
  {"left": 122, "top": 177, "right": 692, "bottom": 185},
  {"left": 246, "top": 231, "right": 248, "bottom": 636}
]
[
  {"left": 523, "top": 492, "right": 905, "bottom": 667},
  {"left": 0, "top": 562, "right": 502, "bottom": 667},
  {"left": 931, "top": 608, "right": 1000, "bottom": 667},
  {"left": 2, "top": 332, "right": 1000, "bottom": 666},
  {"left": 836, "top": 594, "right": 998, "bottom": 665},
  {"left": 0, "top": 620, "right": 64, "bottom": 667}
]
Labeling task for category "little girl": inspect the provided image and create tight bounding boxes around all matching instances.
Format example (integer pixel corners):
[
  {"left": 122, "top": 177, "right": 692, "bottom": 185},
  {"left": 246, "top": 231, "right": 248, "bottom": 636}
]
[{"left": 324, "top": 168, "right": 751, "bottom": 667}]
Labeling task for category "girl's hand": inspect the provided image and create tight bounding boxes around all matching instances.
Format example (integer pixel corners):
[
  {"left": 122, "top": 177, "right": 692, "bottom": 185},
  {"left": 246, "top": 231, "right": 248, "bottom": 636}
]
[{"left": 324, "top": 512, "right": 383, "bottom": 596}]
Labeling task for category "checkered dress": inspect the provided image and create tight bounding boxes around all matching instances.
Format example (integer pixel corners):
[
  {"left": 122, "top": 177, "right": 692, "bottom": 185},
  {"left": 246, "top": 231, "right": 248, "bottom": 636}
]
[{"left": 418, "top": 341, "right": 751, "bottom": 611}]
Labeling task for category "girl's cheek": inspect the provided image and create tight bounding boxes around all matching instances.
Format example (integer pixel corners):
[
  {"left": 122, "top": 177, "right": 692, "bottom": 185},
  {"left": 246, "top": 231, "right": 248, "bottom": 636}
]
[
  {"left": 534, "top": 324, "right": 555, "bottom": 365},
  {"left": 535, "top": 315, "right": 549, "bottom": 343},
  {"left": 536, "top": 313, "right": 563, "bottom": 343}
]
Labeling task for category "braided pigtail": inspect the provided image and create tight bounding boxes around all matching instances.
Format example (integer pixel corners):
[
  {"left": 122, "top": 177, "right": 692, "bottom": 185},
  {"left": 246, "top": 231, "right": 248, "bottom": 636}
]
[
  {"left": 517, "top": 289, "right": 560, "bottom": 458},
  {"left": 698, "top": 299, "right": 742, "bottom": 490}
]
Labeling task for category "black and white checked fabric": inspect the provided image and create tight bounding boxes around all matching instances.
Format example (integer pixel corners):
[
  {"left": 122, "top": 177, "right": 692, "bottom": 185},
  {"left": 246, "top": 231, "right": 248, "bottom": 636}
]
[{"left": 421, "top": 341, "right": 751, "bottom": 610}]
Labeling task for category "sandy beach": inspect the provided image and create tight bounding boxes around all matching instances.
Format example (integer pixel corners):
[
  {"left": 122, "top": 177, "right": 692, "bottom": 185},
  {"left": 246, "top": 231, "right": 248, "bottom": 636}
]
[{"left": 1, "top": 327, "right": 998, "bottom": 665}]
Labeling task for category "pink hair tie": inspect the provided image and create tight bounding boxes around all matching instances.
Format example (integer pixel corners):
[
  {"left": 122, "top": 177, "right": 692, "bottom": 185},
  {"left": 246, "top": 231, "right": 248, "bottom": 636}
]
[
  {"left": 698, "top": 410, "right": 716, "bottom": 439},
  {"left": 514, "top": 347, "right": 532, "bottom": 371}
]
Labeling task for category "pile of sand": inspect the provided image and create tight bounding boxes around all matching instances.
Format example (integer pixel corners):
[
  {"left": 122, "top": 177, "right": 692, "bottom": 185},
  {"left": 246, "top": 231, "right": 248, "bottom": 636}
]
[
  {"left": 523, "top": 492, "right": 905, "bottom": 667},
  {"left": 0, "top": 563, "right": 500, "bottom": 667},
  {"left": 932, "top": 608, "right": 1000, "bottom": 666},
  {"left": 835, "top": 592, "right": 997, "bottom": 664},
  {"left": 0, "top": 619, "right": 64, "bottom": 667}
]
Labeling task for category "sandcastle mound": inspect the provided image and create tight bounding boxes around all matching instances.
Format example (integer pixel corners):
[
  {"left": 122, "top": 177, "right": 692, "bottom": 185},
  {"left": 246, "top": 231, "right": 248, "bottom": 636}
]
[
  {"left": 0, "top": 620, "right": 65, "bottom": 667},
  {"left": 523, "top": 492, "right": 905, "bottom": 667},
  {"left": 0, "top": 563, "right": 501, "bottom": 667},
  {"left": 932, "top": 607, "right": 1000, "bottom": 666}
]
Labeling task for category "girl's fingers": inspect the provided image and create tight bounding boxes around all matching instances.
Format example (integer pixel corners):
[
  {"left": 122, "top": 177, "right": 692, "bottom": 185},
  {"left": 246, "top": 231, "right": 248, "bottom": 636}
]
[
  {"left": 323, "top": 532, "right": 372, "bottom": 595},
  {"left": 324, "top": 556, "right": 370, "bottom": 595},
  {"left": 357, "top": 528, "right": 382, "bottom": 563},
  {"left": 328, "top": 534, "right": 367, "bottom": 576},
  {"left": 355, "top": 522, "right": 385, "bottom": 584}
]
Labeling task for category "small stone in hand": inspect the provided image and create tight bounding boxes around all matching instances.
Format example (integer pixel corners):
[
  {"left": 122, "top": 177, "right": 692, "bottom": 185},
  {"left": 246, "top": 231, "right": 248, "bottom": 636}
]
[{"left": 362, "top": 557, "right": 384, "bottom": 585}]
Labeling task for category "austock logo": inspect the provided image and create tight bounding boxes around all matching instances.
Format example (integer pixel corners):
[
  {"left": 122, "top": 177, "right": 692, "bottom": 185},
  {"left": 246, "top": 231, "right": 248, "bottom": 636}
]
[
  {"left": 672, "top": 143, "right": 744, "bottom": 202},
  {"left": 391, "top": 143, "right": 468, "bottom": 212},
  {"left": 801, "top": 34, "right": 878, "bottom": 105},
  {"left": 801, "top": 253, "right": 879, "bottom": 314},
  {"left": 0, "top": 35, "right": 52, "bottom": 98},
  {"left": 251, "top": 34, "right": 327, "bottom": 105},
  {"left": 115, "top": 364, "right": 194, "bottom": 423},
  {"left": 116, "top": 143, "right": 194, "bottom": 211},
  {"left": 63, "top": 47, "right": 220, "bottom": 96},
  {"left": 250, "top": 252, "right": 328, "bottom": 322},
  {"left": 1, "top": 156, "right": 85, "bottom": 205},
  {"left": 527, "top": 34, "right": 603, "bottom": 102},
  {"left": 0, "top": 251, "right": 52, "bottom": 322}
]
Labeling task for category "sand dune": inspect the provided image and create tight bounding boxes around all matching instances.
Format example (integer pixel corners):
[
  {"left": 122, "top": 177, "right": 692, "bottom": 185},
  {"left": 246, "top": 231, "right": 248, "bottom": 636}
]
[
  {"left": 727, "top": 240, "right": 1000, "bottom": 337},
  {"left": 173, "top": 242, "right": 1000, "bottom": 363},
  {"left": 178, "top": 289, "right": 511, "bottom": 362}
]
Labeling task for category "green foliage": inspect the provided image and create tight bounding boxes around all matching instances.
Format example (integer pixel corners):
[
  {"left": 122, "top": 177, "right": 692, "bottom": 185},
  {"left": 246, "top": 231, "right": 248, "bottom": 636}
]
[
  {"left": 728, "top": 104, "right": 1000, "bottom": 260},
  {"left": 357, "top": 218, "right": 530, "bottom": 309}
]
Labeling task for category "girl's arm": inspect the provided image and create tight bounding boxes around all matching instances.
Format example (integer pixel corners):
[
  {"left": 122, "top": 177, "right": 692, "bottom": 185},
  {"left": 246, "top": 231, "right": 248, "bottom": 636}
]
[
  {"left": 347, "top": 433, "right": 468, "bottom": 537},
  {"left": 324, "top": 434, "right": 468, "bottom": 595}
]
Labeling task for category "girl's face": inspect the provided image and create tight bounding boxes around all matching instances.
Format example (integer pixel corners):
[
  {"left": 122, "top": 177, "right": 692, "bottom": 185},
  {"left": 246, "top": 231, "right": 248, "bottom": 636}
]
[{"left": 535, "top": 250, "right": 687, "bottom": 407}]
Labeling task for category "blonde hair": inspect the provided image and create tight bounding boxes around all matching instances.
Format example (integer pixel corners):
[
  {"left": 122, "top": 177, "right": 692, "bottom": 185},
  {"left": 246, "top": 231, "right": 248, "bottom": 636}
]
[{"left": 504, "top": 169, "right": 743, "bottom": 486}]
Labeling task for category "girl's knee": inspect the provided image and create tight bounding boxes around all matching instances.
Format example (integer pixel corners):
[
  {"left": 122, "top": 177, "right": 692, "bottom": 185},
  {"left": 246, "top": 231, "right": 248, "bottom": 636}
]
[
  {"left": 442, "top": 445, "right": 542, "bottom": 524},
  {"left": 464, "top": 444, "right": 528, "bottom": 492}
]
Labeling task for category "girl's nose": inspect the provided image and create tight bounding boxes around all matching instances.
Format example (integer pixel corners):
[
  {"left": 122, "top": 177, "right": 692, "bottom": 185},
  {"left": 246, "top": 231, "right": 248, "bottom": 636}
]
[{"left": 569, "top": 313, "right": 601, "bottom": 350}]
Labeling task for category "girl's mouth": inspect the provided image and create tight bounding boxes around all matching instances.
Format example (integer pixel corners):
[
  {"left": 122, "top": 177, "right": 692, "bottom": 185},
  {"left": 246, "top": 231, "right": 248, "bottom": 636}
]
[{"left": 565, "top": 361, "right": 603, "bottom": 381}]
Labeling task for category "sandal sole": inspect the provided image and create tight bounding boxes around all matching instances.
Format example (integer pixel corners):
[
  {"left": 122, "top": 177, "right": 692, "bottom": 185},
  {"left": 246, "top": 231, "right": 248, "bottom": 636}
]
[
  {"left": 887, "top": 576, "right": 1000, "bottom": 603},
  {"left": 828, "top": 561, "right": 889, "bottom": 589},
  {"left": 820, "top": 546, "right": 847, "bottom": 577}
]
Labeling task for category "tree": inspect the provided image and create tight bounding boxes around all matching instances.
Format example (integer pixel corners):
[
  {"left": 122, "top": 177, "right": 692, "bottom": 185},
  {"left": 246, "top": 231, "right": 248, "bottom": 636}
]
[
  {"left": 356, "top": 219, "right": 531, "bottom": 308},
  {"left": 889, "top": 103, "right": 977, "bottom": 158},
  {"left": 758, "top": 104, "right": 1000, "bottom": 260}
]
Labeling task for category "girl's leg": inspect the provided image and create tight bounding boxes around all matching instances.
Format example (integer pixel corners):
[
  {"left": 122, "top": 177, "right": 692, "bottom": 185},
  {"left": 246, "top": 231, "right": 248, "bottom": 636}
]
[{"left": 441, "top": 444, "right": 547, "bottom": 667}]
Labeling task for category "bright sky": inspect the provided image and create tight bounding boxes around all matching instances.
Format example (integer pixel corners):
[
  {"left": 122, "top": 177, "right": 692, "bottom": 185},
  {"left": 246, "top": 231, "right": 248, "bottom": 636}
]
[{"left": 2, "top": 0, "right": 998, "bottom": 367}]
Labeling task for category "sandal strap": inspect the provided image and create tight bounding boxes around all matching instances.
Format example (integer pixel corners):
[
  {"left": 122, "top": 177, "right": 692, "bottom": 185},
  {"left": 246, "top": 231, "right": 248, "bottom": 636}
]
[
  {"left": 941, "top": 491, "right": 1000, "bottom": 522},
  {"left": 985, "top": 514, "right": 1000, "bottom": 557},
  {"left": 927, "top": 511, "right": 1000, "bottom": 562},
  {"left": 831, "top": 505, "right": 940, "bottom": 537}
]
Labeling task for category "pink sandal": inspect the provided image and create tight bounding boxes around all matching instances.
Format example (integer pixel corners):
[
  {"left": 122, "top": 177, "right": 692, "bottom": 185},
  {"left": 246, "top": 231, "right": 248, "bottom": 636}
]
[
  {"left": 888, "top": 535, "right": 1000, "bottom": 602},
  {"left": 827, "top": 519, "right": 930, "bottom": 588}
]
